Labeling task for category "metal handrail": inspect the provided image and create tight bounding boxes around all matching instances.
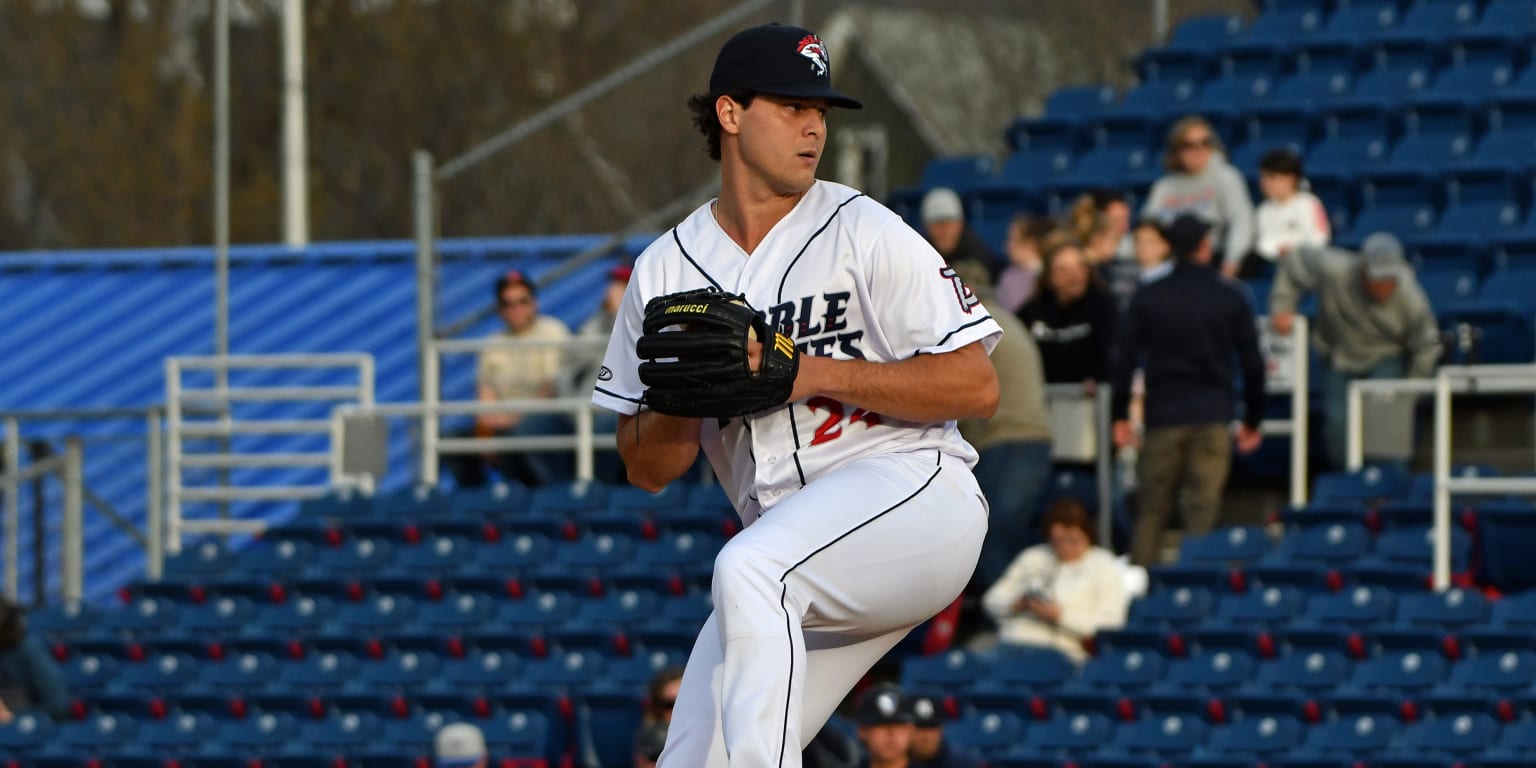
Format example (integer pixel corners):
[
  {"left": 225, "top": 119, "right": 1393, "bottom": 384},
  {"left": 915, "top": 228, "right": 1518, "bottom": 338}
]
[
  {"left": 1254, "top": 315, "right": 1311, "bottom": 507},
  {"left": 1344, "top": 364, "right": 1536, "bottom": 470},
  {"left": 1042, "top": 384, "right": 1114, "bottom": 547},
  {"left": 165, "top": 353, "right": 375, "bottom": 560},
  {"left": 0, "top": 436, "right": 83, "bottom": 603}
]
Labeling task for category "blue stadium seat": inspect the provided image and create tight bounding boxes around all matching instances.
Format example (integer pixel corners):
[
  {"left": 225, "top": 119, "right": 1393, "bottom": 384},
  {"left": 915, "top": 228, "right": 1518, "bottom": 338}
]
[
  {"left": 60, "top": 652, "right": 119, "bottom": 692},
  {"left": 1308, "top": 585, "right": 1397, "bottom": 624},
  {"left": 475, "top": 709, "right": 552, "bottom": 759},
  {"left": 1306, "top": 712, "right": 1400, "bottom": 754},
  {"left": 1416, "top": 270, "right": 1479, "bottom": 309},
  {"left": 1314, "top": 464, "right": 1412, "bottom": 503},
  {"left": 315, "top": 536, "right": 397, "bottom": 576},
  {"left": 1271, "top": 522, "right": 1374, "bottom": 565},
  {"left": 1137, "top": 47, "right": 1212, "bottom": 83},
  {"left": 948, "top": 712, "right": 1026, "bottom": 756},
  {"left": 362, "top": 651, "right": 441, "bottom": 688},
  {"left": 101, "top": 597, "right": 178, "bottom": 635},
  {"left": 1194, "top": 75, "right": 1276, "bottom": 113},
  {"left": 1350, "top": 167, "right": 1440, "bottom": 239},
  {"left": 1307, "top": 134, "right": 1391, "bottom": 179},
  {"left": 27, "top": 601, "right": 101, "bottom": 639},
  {"left": 634, "top": 532, "right": 724, "bottom": 569},
  {"left": 396, "top": 534, "right": 478, "bottom": 574},
  {"left": 1128, "top": 586, "right": 1214, "bottom": 626},
  {"left": 1438, "top": 166, "right": 1527, "bottom": 238},
  {"left": 1440, "top": 272, "right": 1536, "bottom": 364},
  {"left": 337, "top": 593, "right": 416, "bottom": 632},
  {"left": 475, "top": 532, "right": 555, "bottom": 571},
  {"left": 1180, "top": 526, "right": 1274, "bottom": 566},
  {"left": 258, "top": 594, "right": 332, "bottom": 635},
  {"left": 119, "top": 653, "right": 201, "bottom": 692},
  {"left": 279, "top": 651, "right": 360, "bottom": 691},
  {"left": 1244, "top": 7, "right": 1327, "bottom": 42},
  {"left": 901, "top": 649, "right": 990, "bottom": 689},
  {"left": 298, "top": 712, "right": 384, "bottom": 751},
  {"left": 1490, "top": 589, "right": 1536, "bottom": 628},
  {"left": 1115, "top": 714, "right": 1207, "bottom": 756},
  {"left": 178, "top": 595, "right": 257, "bottom": 635},
  {"left": 1005, "top": 116, "right": 1086, "bottom": 156},
  {"left": 1251, "top": 649, "right": 1351, "bottom": 691},
  {"left": 55, "top": 713, "right": 137, "bottom": 751},
  {"left": 552, "top": 533, "right": 634, "bottom": 569},
  {"left": 986, "top": 646, "right": 1077, "bottom": 689},
  {"left": 1398, "top": 0, "right": 1482, "bottom": 37},
  {"left": 575, "top": 588, "right": 662, "bottom": 626},
  {"left": 1208, "top": 714, "right": 1304, "bottom": 757},
  {"left": 165, "top": 540, "right": 234, "bottom": 578},
  {"left": 372, "top": 484, "right": 453, "bottom": 519},
  {"left": 1045, "top": 85, "right": 1119, "bottom": 119},
  {"left": 919, "top": 155, "right": 997, "bottom": 190},
  {"left": 1022, "top": 713, "right": 1113, "bottom": 753},
  {"left": 139, "top": 712, "right": 221, "bottom": 754},
  {"left": 1398, "top": 587, "right": 1488, "bottom": 627},
  {"left": 1076, "top": 650, "right": 1165, "bottom": 690},
  {"left": 1401, "top": 712, "right": 1498, "bottom": 756},
  {"left": 573, "top": 690, "right": 646, "bottom": 768},
  {"left": 447, "top": 480, "right": 530, "bottom": 522},
  {"left": 530, "top": 480, "right": 610, "bottom": 516},
  {"left": 1272, "top": 71, "right": 1355, "bottom": 107},
  {"left": 1216, "top": 585, "right": 1306, "bottom": 624},
  {"left": 416, "top": 592, "right": 499, "bottom": 632},
  {"left": 1166, "top": 650, "right": 1255, "bottom": 691},
  {"left": 202, "top": 651, "right": 283, "bottom": 691},
  {"left": 1374, "top": 525, "right": 1471, "bottom": 571},
  {"left": 1473, "top": 0, "right": 1536, "bottom": 35},
  {"left": 0, "top": 713, "right": 53, "bottom": 751},
  {"left": 1119, "top": 81, "right": 1201, "bottom": 114},
  {"left": 1499, "top": 716, "right": 1536, "bottom": 754},
  {"left": 236, "top": 538, "right": 315, "bottom": 580},
  {"left": 500, "top": 590, "right": 578, "bottom": 627},
  {"left": 221, "top": 712, "right": 300, "bottom": 751},
  {"left": 1165, "top": 14, "right": 1245, "bottom": 51},
  {"left": 1324, "top": 2, "right": 1401, "bottom": 36},
  {"left": 1447, "top": 649, "right": 1536, "bottom": 691},
  {"left": 442, "top": 649, "right": 524, "bottom": 690},
  {"left": 608, "top": 647, "right": 688, "bottom": 688},
  {"left": 1351, "top": 650, "right": 1448, "bottom": 692}
]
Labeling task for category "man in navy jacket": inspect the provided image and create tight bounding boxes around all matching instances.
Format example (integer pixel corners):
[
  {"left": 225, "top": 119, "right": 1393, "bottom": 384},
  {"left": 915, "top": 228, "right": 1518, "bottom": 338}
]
[{"left": 1112, "top": 214, "right": 1266, "bottom": 566}]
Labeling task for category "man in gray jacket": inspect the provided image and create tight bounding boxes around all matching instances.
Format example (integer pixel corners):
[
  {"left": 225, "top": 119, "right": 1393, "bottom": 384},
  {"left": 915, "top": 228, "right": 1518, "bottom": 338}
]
[{"left": 1270, "top": 232, "right": 1442, "bottom": 468}]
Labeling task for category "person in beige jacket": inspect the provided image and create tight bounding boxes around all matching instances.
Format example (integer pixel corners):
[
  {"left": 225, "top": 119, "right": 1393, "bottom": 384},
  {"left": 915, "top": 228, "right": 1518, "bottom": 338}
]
[{"left": 982, "top": 498, "right": 1129, "bottom": 662}]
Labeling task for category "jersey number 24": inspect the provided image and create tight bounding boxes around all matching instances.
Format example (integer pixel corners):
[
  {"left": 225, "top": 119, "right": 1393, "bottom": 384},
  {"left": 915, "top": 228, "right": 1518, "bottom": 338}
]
[{"left": 806, "top": 396, "right": 883, "bottom": 446}]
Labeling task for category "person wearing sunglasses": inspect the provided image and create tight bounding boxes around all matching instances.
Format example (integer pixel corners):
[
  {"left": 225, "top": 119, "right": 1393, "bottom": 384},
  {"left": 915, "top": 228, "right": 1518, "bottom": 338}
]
[
  {"left": 1140, "top": 116, "right": 1256, "bottom": 278},
  {"left": 445, "top": 270, "right": 574, "bottom": 488}
]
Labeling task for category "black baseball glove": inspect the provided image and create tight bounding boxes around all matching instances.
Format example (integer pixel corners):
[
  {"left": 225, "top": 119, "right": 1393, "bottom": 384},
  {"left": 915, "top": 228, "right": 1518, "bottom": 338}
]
[{"left": 635, "top": 288, "right": 799, "bottom": 418}]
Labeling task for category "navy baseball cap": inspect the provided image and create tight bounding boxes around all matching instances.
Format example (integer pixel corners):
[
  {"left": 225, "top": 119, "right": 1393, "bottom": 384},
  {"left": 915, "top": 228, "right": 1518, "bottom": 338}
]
[
  {"left": 1159, "top": 213, "right": 1213, "bottom": 260},
  {"left": 855, "top": 684, "right": 912, "bottom": 726},
  {"left": 709, "top": 23, "right": 863, "bottom": 109}
]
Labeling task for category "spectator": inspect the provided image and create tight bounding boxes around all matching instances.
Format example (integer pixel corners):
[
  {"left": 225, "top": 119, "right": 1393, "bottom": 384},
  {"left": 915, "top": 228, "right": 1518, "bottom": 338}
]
[
  {"left": 0, "top": 597, "right": 68, "bottom": 721},
  {"left": 644, "top": 665, "right": 684, "bottom": 725},
  {"left": 1072, "top": 194, "right": 1139, "bottom": 308},
  {"left": 855, "top": 684, "right": 915, "bottom": 768},
  {"left": 949, "top": 260, "right": 1053, "bottom": 598},
  {"left": 434, "top": 722, "right": 488, "bottom": 768},
  {"left": 446, "top": 270, "right": 573, "bottom": 488},
  {"left": 1252, "top": 147, "right": 1329, "bottom": 276},
  {"left": 1141, "top": 116, "right": 1255, "bottom": 277},
  {"left": 1133, "top": 219, "right": 1172, "bottom": 284},
  {"left": 804, "top": 717, "right": 861, "bottom": 768},
  {"left": 906, "top": 693, "right": 980, "bottom": 768},
  {"left": 634, "top": 721, "right": 668, "bottom": 768},
  {"left": 981, "top": 498, "right": 1129, "bottom": 663},
  {"left": 920, "top": 187, "right": 1000, "bottom": 283},
  {"left": 1017, "top": 235, "right": 1117, "bottom": 390},
  {"left": 1270, "top": 233, "right": 1441, "bottom": 469},
  {"left": 579, "top": 264, "right": 634, "bottom": 339},
  {"left": 995, "top": 213, "right": 1052, "bottom": 313},
  {"left": 1112, "top": 215, "right": 1266, "bottom": 566}
]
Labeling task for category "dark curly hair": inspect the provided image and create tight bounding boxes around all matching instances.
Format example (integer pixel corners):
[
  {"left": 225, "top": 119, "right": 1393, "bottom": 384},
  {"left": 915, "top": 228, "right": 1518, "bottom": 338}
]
[{"left": 687, "top": 90, "right": 757, "bottom": 161}]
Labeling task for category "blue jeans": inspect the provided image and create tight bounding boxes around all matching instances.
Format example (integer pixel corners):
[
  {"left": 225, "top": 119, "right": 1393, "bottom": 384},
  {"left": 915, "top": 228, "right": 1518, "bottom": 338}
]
[
  {"left": 445, "top": 411, "right": 575, "bottom": 488},
  {"left": 1322, "top": 356, "right": 1407, "bottom": 470},
  {"left": 968, "top": 440, "right": 1053, "bottom": 593}
]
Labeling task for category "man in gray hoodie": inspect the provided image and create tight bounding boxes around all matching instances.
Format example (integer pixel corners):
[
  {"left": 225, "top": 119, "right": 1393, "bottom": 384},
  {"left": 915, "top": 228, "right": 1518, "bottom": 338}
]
[{"left": 1270, "top": 232, "right": 1442, "bottom": 469}]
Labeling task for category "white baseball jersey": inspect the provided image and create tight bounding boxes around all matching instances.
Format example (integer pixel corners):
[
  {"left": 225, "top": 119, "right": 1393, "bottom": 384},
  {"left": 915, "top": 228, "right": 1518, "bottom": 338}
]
[{"left": 591, "top": 180, "right": 1002, "bottom": 522}]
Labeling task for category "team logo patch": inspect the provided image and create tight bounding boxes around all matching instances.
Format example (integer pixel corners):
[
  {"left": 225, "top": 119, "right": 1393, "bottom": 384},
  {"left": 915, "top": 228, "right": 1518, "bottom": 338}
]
[
  {"left": 796, "top": 34, "right": 829, "bottom": 77},
  {"left": 596, "top": 366, "right": 613, "bottom": 382},
  {"left": 939, "top": 266, "right": 981, "bottom": 315}
]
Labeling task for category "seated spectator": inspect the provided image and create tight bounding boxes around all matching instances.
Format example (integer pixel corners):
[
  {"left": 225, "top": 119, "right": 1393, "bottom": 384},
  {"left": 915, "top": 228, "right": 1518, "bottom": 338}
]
[
  {"left": 855, "top": 683, "right": 915, "bottom": 768},
  {"left": 445, "top": 270, "right": 574, "bottom": 488},
  {"left": 1089, "top": 188, "right": 1136, "bottom": 261},
  {"left": 1141, "top": 116, "right": 1255, "bottom": 276},
  {"left": 634, "top": 721, "right": 667, "bottom": 768},
  {"left": 995, "top": 213, "right": 1052, "bottom": 313},
  {"left": 1252, "top": 147, "right": 1329, "bottom": 274},
  {"left": 1072, "top": 194, "right": 1139, "bottom": 308},
  {"left": 1133, "top": 219, "right": 1172, "bottom": 283},
  {"left": 1270, "top": 233, "right": 1441, "bottom": 469},
  {"left": 0, "top": 597, "right": 68, "bottom": 721},
  {"left": 434, "top": 722, "right": 488, "bottom": 768},
  {"left": 644, "top": 666, "right": 684, "bottom": 725},
  {"left": 982, "top": 498, "right": 1129, "bottom": 663},
  {"left": 580, "top": 264, "right": 633, "bottom": 340},
  {"left": 907, "top": 693, "right": 980, "bottom": 768},
  {"left": 1017, "top": 235, "right": 1117, "bottom": 391},
  {"left": 920, "top": 187, "right": 1000, "bottom": 284}
]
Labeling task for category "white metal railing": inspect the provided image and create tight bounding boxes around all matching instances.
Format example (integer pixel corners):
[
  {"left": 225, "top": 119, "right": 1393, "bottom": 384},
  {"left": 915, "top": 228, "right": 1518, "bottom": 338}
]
[
  {"left": 1044, "top": 383, "right": 1114, "bottom": 547},
  {"left": 1343, "top": 364, "right": 1536, "bottom": 471},
  {"left": 1430, "top": 365, "right": 1536, "bottom": 591},
  {"left": 421, "top": 337, "right": 610, "bottom": 486},
  {"left": 165, "top": 353, "right": 374, "bottom": 556},
  {"left": 0, "top": 429, "right": 82, "bottom": 603},
  {"left": 1257, "top": 315, "right": 1311, "bottom": 506}
]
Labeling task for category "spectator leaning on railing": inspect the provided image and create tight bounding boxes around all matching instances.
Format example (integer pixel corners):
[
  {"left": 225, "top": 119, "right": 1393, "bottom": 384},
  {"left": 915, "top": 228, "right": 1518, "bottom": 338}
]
[{"left": 1269, "top": 233, "right": 1441, "bottom": 469}]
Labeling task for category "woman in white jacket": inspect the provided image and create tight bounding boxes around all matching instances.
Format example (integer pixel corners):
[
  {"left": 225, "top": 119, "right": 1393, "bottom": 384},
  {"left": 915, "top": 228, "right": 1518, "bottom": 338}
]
[{"left": 982, "top": 498, "right": 1129, "bottom": 662}]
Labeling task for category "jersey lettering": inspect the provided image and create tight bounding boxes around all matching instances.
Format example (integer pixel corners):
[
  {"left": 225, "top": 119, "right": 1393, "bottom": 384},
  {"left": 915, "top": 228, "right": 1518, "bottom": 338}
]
[
  {"left": 939, "top": 266, "right": 980, "bottom": 315},
  {"left": 806, "top": 396, "right": 883, "bottom": 446},
  {"left": 772, "top": 291, "right": 865, "bottom": 358}
]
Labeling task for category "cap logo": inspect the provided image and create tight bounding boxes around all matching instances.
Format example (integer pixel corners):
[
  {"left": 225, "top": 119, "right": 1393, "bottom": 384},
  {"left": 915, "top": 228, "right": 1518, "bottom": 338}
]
[
  {"left": 796, "top": 34, "right": 829, "bottom": 77},
  {"left": 878, "top": 693, "right": 898, "bottom": 716}
]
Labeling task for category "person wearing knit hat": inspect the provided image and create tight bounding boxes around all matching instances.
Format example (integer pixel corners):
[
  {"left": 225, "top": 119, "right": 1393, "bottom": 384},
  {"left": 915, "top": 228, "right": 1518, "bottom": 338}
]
[{"left": 1270, "top": 231, "right": 1441, "bottom": 468}]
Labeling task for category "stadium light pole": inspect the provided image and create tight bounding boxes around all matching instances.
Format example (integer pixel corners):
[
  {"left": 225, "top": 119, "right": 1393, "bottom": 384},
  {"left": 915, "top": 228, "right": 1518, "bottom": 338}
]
[{"left": 281, "top": 0, "right": 310, "bottom": 247}]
